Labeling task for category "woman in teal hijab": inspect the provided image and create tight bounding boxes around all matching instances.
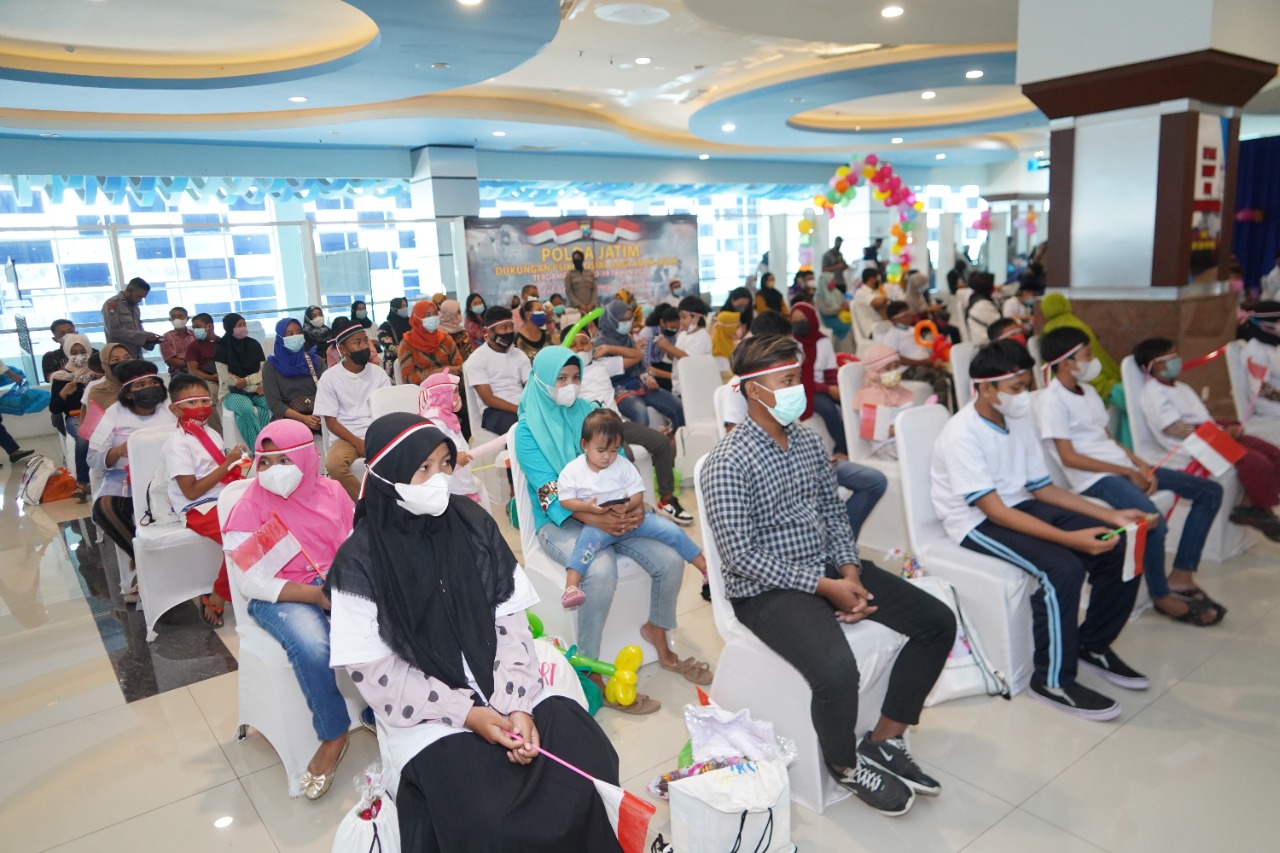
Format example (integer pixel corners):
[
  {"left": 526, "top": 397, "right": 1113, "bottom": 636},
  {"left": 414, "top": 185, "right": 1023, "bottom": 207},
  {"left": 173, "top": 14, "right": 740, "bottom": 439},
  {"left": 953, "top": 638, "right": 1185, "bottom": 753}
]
[{"left": 513, "top": 347, "right": 695, "bottom": 715}]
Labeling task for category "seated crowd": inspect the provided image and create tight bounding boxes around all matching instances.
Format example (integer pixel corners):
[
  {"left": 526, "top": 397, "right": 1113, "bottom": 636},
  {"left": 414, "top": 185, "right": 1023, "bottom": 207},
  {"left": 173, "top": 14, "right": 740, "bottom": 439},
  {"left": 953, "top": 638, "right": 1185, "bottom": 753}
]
[{"left": 56, "top": 268, "right": 1280, "bottom": 844}]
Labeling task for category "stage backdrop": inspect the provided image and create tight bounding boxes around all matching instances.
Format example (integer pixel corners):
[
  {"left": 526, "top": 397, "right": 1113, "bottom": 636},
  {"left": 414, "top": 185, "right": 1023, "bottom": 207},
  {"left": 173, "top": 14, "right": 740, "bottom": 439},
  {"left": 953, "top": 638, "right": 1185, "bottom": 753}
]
[{"left": 463, "top": 214, "right": 700, "bottom": 307}]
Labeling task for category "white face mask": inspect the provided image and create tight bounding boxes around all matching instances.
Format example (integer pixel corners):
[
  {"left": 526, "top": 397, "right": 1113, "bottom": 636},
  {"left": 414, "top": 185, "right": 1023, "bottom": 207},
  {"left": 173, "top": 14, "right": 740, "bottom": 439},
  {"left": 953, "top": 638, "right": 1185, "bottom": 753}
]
[
  {"left": 1074, "top": 357, "right": 1102, "bottom": 384},
  {"left": 880, "top": 367, "right": 904, "bottom": 387},
  {"left": 994, "top": 390, "right": 1032, "bottom": 419},
  {"left": 258, "top": 463, "right": 303, "bottom": 498},
  {"left": 69, "top": 353, "right": 89, "bottom": 368},
  {"left": 554, "top": 384, "right": 580, "bottom": 407},
  {"left": 308, "top": 316, "right": 326, "bottom": 328},
  {"left": 171, "top": 318, "right": 187, "bottom": 330},
  {"left": 577, "top": 350, "right": 593, "bottom": 366},
  {"left": 395, "top": 472, "right": 452, "bottom": 516}
]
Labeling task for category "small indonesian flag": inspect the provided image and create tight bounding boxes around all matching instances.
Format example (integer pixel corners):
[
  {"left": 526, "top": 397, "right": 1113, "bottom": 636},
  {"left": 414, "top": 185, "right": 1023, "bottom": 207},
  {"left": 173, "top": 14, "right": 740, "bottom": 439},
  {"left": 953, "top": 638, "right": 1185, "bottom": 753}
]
[
  {"left": 524, "top": 220, "right": 555, "bottom": 244},
  {"left": 1121, "top": 520, "right": 1148, "bottom": 582},
  {"left": 79, "top": 401, "right": 107, "bottom": 439},
  {"left": 591, "top": 219, "right": 618, "bottom": 243},
  {"left": 595, "top": 779, "right": 656, "bottom": 853},
  {"left": 1181, "top": 422, "right": 1246, "bottom": 478},
  {"left": 552, "top": 221, "right": 582, "bottom": 244},
  {"left": 859, "top": 403, "right": 896, "bottom": 442},
  {"left": 1247, "top": 357, "right": 1268, "bottom": 387},
  {"left": 230, "top": 513, "right": 308, "bottom": 585},
  {"left": 614, "top": 218, "right": 641, "bottom": 241}
]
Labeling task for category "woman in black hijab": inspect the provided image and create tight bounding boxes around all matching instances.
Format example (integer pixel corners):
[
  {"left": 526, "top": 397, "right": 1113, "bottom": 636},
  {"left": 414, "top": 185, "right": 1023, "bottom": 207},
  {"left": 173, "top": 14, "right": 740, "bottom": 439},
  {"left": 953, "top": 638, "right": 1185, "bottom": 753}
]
[
  {"left": 213, "top": 313, "right": 271, "bottom": 450},
  {"left": 303, "top": 305, "right": 331, "bottom": 356},
  {"left": 327, "top": 414, "right": 622, "bottom": 852},
  {"left": 351, "top": 299, "right": 373, "bottom": 330}
]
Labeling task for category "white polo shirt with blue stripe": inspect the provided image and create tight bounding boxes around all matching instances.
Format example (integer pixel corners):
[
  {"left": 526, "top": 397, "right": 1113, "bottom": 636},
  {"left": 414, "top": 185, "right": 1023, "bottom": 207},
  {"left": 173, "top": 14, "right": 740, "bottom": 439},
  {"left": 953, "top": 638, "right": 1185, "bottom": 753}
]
[{"left": 931, "top": 402, "right": 1053, "bottom": 544}]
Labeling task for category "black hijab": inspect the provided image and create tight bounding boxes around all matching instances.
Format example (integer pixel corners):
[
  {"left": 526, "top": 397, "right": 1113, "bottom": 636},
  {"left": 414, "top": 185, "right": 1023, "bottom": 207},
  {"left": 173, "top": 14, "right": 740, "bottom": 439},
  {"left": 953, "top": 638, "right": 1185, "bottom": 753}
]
[
  {"left": 304, "top": 305, "right": 331, "bottom": 348},
  {"left": 351, "top": 300, "right": 373, "bottom": 329},
  {"left": 213, "top": 313, "right": 266, "bottom": 377},
  {"left": 381, "top": 298, "right": 411, "bottom": 344},
  {"left": 328, "top": 414, "right": 516, "bottom": 696}
]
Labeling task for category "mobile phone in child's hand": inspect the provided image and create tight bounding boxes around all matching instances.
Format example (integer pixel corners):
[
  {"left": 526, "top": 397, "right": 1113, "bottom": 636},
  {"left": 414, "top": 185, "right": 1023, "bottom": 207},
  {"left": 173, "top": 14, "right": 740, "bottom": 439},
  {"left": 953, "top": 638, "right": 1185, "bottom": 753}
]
[{"left": 598, "top": 498, "right": 628, "bottom": 508}]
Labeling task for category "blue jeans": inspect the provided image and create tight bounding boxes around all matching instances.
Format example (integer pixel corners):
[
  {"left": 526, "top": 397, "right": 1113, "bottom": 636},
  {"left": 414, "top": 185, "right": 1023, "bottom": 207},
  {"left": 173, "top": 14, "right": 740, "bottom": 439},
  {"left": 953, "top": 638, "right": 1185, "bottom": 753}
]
[
  {"left": 811, "top": 393, "right": 848, "bottom": 456},
  {"left": 248, "top": 588, "right": 350, "bottom": 741},
  {"left": 66, "top": 414, "right": 90, "bottom": 484},
  {"left": 1082, "top": 469, "right": 1224, "bottom": 599},
  {"left": 834, "top": 461, "right": 888, "bottom": 539},
  {"left": 566, "top": 512, "right": 701, "bottom": 574},
  {"left": 537, "top": 518, "right": 683, "bottom": 659},
  {"left": 616, "top": 388, "right": 685, "bottom": 430}
]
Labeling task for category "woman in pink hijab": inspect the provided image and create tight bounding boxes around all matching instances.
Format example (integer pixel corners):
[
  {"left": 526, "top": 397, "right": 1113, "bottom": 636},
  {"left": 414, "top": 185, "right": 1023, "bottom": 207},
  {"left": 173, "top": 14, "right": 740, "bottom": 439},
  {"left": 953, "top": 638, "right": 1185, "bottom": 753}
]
[
  {"left": 418, "top": 372, "right": 481, "bottom": 502},
  {"left": 223, "top": 419, "right": 357, "bottom": 800},
  {"left": 853, "top": 343, "right": 916, "bottom": 461}
]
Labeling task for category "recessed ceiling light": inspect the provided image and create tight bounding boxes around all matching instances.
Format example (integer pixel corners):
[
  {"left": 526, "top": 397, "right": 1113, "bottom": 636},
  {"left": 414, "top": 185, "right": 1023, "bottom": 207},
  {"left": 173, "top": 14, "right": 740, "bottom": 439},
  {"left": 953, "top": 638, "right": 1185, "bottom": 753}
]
[
  {"left": 881, "top": 6, "right": 904, "bottom": 17},
  {"left": 458, "top": 0, "right": 483, "bottom": 6},
  {"left": 721, "top": 122, "right": 736, "bottom": 132},
  {"left": 491, "top": 130, "right": 506, "bottom": 137},
  {"left": 790, "top": 97, "right": 806, "bottom": 104},
  {"left": 920, "top": 91, "right": 936, "bottom": 100},
  {"left": 213, "top": 817, "right": 234, "bottom": 829},
  {"left": 39, "top": 132, "right": 60, "bottom": 138},
  {"left": 431, "top": 62, "right": 449, "bottom": 69},
  {"left": 698, "top": 154, "right": 710, "bottom": 160},
  {"left": 891, "top": 137, "right": 904, "bottom": 144},
  {"left": 935, "top": 153, "right": 947, "bottom": 160},
  {"left": 966, "top": 69, "right": 984, "bottom": 79},
  {"left": 635, "top": 57, "right": 651, "bottom": 65},
  {"left": 288, "top": 96, "right": 308, "bottom": 103}
]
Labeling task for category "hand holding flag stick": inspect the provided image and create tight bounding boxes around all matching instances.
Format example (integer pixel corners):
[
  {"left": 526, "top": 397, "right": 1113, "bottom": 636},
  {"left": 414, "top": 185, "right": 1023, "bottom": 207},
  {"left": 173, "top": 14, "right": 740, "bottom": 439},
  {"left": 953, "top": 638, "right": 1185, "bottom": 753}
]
[{"left": 1099, "top": 512, "right": 1159, "bottom": 540}]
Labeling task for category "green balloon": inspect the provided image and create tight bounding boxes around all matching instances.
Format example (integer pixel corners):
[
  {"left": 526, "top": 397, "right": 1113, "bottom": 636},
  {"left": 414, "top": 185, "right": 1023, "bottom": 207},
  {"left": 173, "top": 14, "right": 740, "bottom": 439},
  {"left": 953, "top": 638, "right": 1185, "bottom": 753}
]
[
  {"left": 526, "top": 612, "right": 544, "bottom": 638},
  {"left": 561, "top": 307, "right": 604, "bottom": 347}
]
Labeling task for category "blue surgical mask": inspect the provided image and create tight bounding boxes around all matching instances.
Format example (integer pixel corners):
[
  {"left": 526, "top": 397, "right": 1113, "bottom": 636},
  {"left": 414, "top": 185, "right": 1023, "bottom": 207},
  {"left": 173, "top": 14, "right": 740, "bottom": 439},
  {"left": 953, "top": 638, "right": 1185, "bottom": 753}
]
[
  {"left": 282, "top": 335, "right": 305, "bottom": 352},
  {"left": 1160, "top": 356, "right": 1183, "bottom": 381},
  {"left": 553, "top": 305, "right": 566, "bottom": 316},
  {"left": 355, "top": 309, "right": 367, "bottom": 320},
  {"left": 423, "top": 316, "right": 440, "bottom": 333},
  {"left": 193, "top": 327, "right": 207, "bottom": 341},
  {"left": 756, "top": 382, "right": 807, "bottom": 426},
  {"left": 470, "top": 304, "right": 485, "bottom": 316},
  {"left": 530, "top": 312, "right": 547, "bottom": 328},
  {"left": 396, "top": 307, "right": 410, "bottom": 319}
]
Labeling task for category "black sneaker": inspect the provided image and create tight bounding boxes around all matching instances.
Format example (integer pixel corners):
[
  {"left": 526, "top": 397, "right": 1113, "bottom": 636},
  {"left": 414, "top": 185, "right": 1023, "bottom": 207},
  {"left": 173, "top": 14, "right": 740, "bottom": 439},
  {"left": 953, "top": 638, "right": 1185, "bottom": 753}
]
[
  {"left": 657, "top": 497, "right": 694, "bottom": 526},
  {"left": 1029, "top": 680, "right": 1121, "bottom": 721},
  {"left": 858, "top": 736, "right": 941, "bottom": 796},
  {"left": 700, "top": 582, "right": 711, "bottom": 601},
  {"left": 1079, "top": 648, "right": 1149, "bottom": 690},
  {"left": 828, "top": 755, "right": 915, "bottom": 816},
  {"left": 8, "top": 449, "right": 32, "bottom": 464},
  {"left": 1229, "top": 506, "right": 1280, "bottom": 541}
]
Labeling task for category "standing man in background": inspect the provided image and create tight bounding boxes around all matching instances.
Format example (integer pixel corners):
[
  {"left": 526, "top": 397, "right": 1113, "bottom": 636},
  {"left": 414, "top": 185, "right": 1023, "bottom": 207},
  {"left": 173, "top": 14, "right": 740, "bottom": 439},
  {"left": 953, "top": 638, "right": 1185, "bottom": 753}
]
[
  {"left": 102, "top": 277, "right": 161, "bottom": 358},
  {"left": 565, "top": 249, "right": 598, "bottom": 313}
]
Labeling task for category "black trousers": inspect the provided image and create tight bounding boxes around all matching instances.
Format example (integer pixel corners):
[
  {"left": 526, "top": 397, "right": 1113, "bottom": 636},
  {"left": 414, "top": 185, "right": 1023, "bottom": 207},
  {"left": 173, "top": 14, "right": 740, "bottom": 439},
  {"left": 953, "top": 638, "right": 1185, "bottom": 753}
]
[
  {"left": 961, "top": 500, "right": 1139, "bottom": 690},
  {"left": 481, "top": 407, "right": 517, "bottom": 436},
  {"left": 733, "top": 562, "right": 955, "bottom": 769},
  {"left": 622, "top": 420, "right": 675, "bottom": 499},
  {"left": 92, "top": 496, "right": 135, "bottom": 560}
]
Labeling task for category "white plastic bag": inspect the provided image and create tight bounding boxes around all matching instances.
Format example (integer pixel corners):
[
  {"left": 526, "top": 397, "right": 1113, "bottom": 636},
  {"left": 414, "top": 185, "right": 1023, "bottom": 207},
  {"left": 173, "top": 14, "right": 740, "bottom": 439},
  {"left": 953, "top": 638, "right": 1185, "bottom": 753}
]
[
  {"left": 683, "top": 704, "right": 796, "bottom": 765},
  {"left": 669, "top": 761, "right": 795, "bottom": 853},
  {"left": 909, "top": 575, "right": 1010, "bottom": 706},
  {"left": 332, "top": 763, "right": 400, "bottom": 853}
]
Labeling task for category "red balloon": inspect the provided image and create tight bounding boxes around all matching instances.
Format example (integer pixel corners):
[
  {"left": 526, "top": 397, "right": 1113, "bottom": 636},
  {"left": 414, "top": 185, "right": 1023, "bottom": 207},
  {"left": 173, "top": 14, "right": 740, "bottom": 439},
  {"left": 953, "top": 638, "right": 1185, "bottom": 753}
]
[
  {"left": 865, "top": 153, "right": 879, "bottom": 166},
  {"left": 888, "top": 177, "right": 902, "bottom": 191}
]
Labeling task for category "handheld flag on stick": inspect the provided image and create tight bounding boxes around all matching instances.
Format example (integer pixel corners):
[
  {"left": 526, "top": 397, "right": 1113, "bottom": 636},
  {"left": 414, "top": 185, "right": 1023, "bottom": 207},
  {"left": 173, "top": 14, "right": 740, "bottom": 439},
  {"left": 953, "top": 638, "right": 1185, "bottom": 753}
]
[
  {"left": 859, "top": 404, "right": 896, "bottom": 442},
  {"left": 79, "top": 401, "right": 106, "bottom": 439},
  {"left": 229, "top": 513, "right": 318, "bottom": 585},
  {"left": 1244, "top": 358, "right": 1269, "bottom": 422},
  {"left": 1181, "top": 422, "right": 1246, "bottom": 478}
]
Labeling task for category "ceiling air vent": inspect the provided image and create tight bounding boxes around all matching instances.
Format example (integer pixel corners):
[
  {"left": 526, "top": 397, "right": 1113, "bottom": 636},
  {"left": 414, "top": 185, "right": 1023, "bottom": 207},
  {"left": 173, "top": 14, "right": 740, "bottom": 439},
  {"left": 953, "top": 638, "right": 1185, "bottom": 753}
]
[
  {"left": 514, "top": 145, "right": 560, "bottom": 151},
  {"left": 816, "top": 44, "right": 894, "bottom": 61}
]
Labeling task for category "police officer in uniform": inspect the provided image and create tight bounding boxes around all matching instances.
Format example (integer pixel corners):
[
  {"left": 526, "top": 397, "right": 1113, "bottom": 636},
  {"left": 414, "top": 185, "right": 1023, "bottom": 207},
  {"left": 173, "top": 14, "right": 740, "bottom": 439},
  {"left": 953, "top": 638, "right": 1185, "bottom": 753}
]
[{"left": 102, "top": 277, "right": 161, "bottom": 358}]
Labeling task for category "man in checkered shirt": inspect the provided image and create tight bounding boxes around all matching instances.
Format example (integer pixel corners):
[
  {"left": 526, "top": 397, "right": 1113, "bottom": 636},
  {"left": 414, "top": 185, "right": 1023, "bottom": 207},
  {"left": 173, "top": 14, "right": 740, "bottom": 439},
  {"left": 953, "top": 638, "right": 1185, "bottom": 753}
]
[{"left": 702, "top": 334, "right": 955, "bottom": 817}]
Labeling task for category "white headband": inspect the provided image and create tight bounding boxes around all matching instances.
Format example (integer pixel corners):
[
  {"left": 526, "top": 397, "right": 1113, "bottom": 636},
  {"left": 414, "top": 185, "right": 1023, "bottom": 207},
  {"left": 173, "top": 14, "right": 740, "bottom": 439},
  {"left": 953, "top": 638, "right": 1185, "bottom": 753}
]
[{"left": 1044, "top": 342, "right": 1084, "bottom": 369}]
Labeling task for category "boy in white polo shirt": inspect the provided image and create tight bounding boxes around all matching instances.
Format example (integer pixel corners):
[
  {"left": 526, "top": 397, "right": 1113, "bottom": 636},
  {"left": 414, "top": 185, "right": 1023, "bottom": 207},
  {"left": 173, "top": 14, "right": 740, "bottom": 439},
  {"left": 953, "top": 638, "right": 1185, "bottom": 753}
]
[
  {"left": 931, "top": 340, "right": 1150, "bottom": 721},
  {"left": 314, "top": 317, "right": 390, "bottom": 500},
  {"left": 1037, "top": 328, "right": 1225, "bottom": 625},
  {"left": 463, "top": 305, "right": 531, "bottom": 436},
  {"left": 883, "top": 300, "right": 952, "bottom": 409}
]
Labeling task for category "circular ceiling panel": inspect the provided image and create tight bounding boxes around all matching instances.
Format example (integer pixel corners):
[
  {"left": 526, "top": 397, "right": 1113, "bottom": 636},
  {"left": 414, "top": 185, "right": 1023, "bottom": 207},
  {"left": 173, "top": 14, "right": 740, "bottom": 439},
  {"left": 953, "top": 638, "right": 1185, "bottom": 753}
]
[
  {"left": 794, "top": 85, "right": 1031, "bottom": 128},
  {"left": 686, "top": 0, "right": 1019, "bottom": 44},
  {"left": 593, "top": 3, "right": 671, "bottom": 25}
]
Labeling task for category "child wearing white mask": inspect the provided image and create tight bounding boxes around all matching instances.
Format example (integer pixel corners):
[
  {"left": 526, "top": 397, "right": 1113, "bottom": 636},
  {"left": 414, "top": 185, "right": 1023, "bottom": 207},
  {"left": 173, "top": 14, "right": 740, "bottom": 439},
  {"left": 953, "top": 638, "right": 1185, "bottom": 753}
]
[{"left": 853, "top": 343, "right": 916, "bottom": 460}]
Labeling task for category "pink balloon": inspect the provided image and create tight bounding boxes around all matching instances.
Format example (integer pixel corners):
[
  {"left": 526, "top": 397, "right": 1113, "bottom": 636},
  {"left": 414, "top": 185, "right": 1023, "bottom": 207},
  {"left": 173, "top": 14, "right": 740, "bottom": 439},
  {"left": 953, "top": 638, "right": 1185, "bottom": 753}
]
[
  {"left": 827, "top": 206, "right": 836, "bottom": 219},
  {"left": 865, "top": 153, "right": 879, "bottom": 166},
  {"left": 888, "top": 177, "right": 902, "bottom": 191}
]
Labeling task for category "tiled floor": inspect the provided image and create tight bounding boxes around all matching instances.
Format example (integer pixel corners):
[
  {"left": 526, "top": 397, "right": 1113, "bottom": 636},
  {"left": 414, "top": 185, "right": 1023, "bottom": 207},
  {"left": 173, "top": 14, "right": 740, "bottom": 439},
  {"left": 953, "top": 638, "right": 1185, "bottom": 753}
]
[{"left": 3, "top": 432, "right": 1280, "bottom": 851}]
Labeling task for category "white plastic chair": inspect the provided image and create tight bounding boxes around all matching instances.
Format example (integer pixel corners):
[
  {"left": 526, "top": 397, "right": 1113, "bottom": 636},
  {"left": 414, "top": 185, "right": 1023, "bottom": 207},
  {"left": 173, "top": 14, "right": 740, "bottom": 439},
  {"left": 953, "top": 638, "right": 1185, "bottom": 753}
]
[
  {"left": 127, "top": 426, "right": 224, "bottom": 642},
  {"left": 835, "top": 363, "right": 909, "bottom": 554},
  {"left": 319, "top": 419, "right": 367, "bottom": 486},
  {"left": 507, "top": 428, "right": 658, "bottom": 666},
  {"left": 370, "top": 384, "right": 421, "bottom": 419},
  {"left": 1225, "top": 341, "right": 1280, "bottom": 446},
  {"left": 674, "top": 354, "right": 723, "bottom": 427},
  {"left": 869, "top": 320, "right": 892, "bottom": 342},
  {"left": 895, "top": 405, "right": 1036, "bottom": 694},
  {"left": 950, "top": 341, "right": 977, "bottom": 409},
  {"left": 1121, "top": 356, "right": 1247, "bottom": 562},
  {"left": 693, "top": 456, "right": 905, "bottom": 814},
  {"left": 220, "top": 402, "right": 245, "bottom": 451},
  {"left": 712, "top": 384, "right": 736, "bottom": 438},
  {"left": 461, "top": 370, "right": 508, "bottom": 509},
  {"left": 217, "top": 479, "right": 368, "bottom": 798}
]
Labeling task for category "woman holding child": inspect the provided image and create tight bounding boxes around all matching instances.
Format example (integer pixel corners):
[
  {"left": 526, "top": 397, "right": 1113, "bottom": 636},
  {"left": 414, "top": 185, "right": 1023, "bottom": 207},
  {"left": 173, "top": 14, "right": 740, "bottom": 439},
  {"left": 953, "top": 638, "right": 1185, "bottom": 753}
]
[{"left": 515, "top": 347, "right": 712, "bottom": 714}]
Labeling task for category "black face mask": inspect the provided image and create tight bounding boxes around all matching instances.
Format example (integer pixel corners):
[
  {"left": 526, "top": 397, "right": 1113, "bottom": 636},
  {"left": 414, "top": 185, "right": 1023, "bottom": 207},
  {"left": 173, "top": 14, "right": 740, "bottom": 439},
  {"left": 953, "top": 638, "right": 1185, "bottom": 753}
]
[
  {"left": 132, "top": 386, "right": 167, "bottom": 409},
  {"left": 572, "top": 257, "right": 584, "bottom": 271},
  {"left": 661, "top": 327, "right": 678, "bottom": 339},
  {"left": 348, "top": 348, "right": 372, "bottom": 367},
  {"left": 792, "top": 320, "right": 811, "bottom": 338},
  {"left": 491, "top": 331, "right": 516, "bottom": 349}
]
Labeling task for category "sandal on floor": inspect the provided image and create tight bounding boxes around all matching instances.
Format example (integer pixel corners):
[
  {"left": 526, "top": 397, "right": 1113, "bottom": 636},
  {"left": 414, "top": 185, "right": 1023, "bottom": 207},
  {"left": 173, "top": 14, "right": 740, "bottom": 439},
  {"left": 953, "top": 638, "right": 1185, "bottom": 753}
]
[
  {"left": 200, "top": 594, "right": 225, "bottom": 627},
  {"left": 602, "top": 693, "right": 662, "bottom": 715},
  {"left": 300, "top": 738, "right": 349, "bottom": 801},
  {"left": 123, "top": 584, "right": 139, "bottom": 604},
  {"left": 1170, "top": 590, "right": 1226, "bottom": 625},
  {"left": 1157, "top": 595, "right": 1218, "bottom": 627},
  {"left": 661, "top": 656, "right": 714, "bottom": 686},
  {"left": 561, "top": 586, "right": 586, "bottom": 608}
]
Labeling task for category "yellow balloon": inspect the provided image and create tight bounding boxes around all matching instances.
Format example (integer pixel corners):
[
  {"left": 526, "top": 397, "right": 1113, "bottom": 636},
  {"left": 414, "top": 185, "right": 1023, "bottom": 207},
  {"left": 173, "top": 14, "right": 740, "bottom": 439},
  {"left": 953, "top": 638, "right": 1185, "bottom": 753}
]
[
  {"left": 797, "top": 218, "right": 812, "bottom": 234},
  {"left": 835, "top": 166, "right": 850, "bottom": 179},
  {"left": 913, "top": 201, "right": 924, "bottom": 211},
  {"left": 813, "top": 195, "right": 827, "bottom": 207},
  {"left": 837, "top": 309, "right": 851, "bottom": 325},
  {"left": 606, "top": 681, "right": 636, "bottom": 706},
  {"left": 873, "top": 189, "right": 889, "bottom": 202},
  {"left": 615, "top": 645, "right": 644, "bottom": 672},
  {"left": 862, "top": 165, "right": 876, "bottom": 179},
  {"left": 613, "top": 669, "right": 637, "bottom": 686}
]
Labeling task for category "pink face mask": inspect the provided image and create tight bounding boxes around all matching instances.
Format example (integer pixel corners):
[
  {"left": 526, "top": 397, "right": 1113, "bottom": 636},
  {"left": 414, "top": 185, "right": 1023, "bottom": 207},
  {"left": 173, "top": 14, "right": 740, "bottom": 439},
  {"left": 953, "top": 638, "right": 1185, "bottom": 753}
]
[{"left": 233, "top": 326, "right": 249, "bottom": 340}]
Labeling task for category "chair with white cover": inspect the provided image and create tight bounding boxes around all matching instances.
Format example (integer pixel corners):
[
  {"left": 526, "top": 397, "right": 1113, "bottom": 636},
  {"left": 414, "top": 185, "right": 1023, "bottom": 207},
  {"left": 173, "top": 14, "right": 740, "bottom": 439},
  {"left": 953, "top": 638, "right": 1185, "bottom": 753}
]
[
  {"left": 950, "top": 341, "right": 977, "bottom": 409},
  {"left": 370, "top": 384, "right": 421, "bottom": 419},
  {"left": 895, "top": 405, "right": 1036, "bottom": 694},
  {"left": 126, "top": 426, "right": 224, "bottom": 642},
  {"left": 693, "top": 456, "right": 905, "bottom": 814},
  {"left": 220, "top": 401, "right": 246, "bottom": 452},
  {"left": 712, "top": 383, "right": 736, "bottom": 438},
  {"left": 319, "top": 420, "right": 367, "bottom": 486},
  {"left": 1225, "top": 340, "right": 1280, "bottom": 445},
  {"left": 217, "top": 479, "right": 368, "bottom": 798},
  {"left": 1121, "top": 356, "right": 1247, "bottom": 562},
  {"left": 835, "top": 362, "right": 911, "bottom": 554},
  {"left": 507, "top": 428, "right": 658, "bottom": 666},
  {"left": 461, "top": 372, "right": 508, "bottom": 508},
  {"left": 673, "top": 354, "right": 724, "bottom": 477}
]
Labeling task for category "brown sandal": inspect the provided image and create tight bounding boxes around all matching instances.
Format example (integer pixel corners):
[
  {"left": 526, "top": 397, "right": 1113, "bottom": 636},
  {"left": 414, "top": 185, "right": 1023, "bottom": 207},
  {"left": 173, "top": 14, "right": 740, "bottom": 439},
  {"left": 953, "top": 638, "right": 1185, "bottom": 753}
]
[
  {"left": 602, "top": 693, "right": 662, "bottom": 715},
  {"left": 661, "top": 656, "right": 714, "bottom": 686}
]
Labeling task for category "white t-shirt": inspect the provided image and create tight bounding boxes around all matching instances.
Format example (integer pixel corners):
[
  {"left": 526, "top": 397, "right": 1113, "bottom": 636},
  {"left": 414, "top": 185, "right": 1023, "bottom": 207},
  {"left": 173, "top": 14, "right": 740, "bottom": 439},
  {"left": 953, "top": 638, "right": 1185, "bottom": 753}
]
[
  {"left": 163, "top": 426, "right": 227, "bottom": 513},
  {"left": 88, "top": 404, "right": 178, "bottom": 497},
  {"left": 967, "top": 299, "right": 1002, "bottom": 343},
  {"left": 803, "top": 336, "right": 839, "bottom": 384},
  {"left": 722, "top": 379, "right": 748, "bottom": 426},
  {"left": 1035, "top": 378, "right": 1131, "bottom": 492},
  {"left": 1139, "top": 378, "right": 1211, "bottom": 469},
  {"left": 464, "top": 344, "right": 531, "bottom": 420},
  {"left": 1002, "top": 296, "right": 1030, "bottom": 318},
  {"left": 579, "top": 356, "right": 623, "bottom": 414},
  {"left": 426, "top": 419, "right": 479, "bottom": 497},
  {"left": 1244, "top": 338, "right": 1280, "bottom": 419},
  {"left": 878, "top": 324, "right": 930, "bottom": 361},
  {"left": 313, "top": 363, "right": 391, "bottom": 439},
  {"left": 558, "top": 453, "right": 646, "bottom": 505},
  {"left": 931, "top": 402, "right": 1053, "bottom": 543}
]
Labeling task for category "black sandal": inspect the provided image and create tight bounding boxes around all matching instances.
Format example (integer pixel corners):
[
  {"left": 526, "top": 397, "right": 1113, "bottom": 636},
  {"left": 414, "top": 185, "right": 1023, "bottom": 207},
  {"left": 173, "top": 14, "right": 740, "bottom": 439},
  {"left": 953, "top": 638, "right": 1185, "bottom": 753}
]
[
  {"left": 1170, "top": 590, "right": 1226, "bottom": 625},
  {"left": 1158, "top": 595, "right": 1219, "bottom": 627}
]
